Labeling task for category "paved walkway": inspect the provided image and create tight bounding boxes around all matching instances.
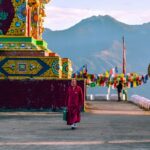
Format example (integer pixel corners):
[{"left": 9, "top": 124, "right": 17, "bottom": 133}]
[
  {"left": 86, "top": 100, "right": 150, "bottom": 115},
  {"left": 0, "top": 101, "right": 150, "bottom": 150}
]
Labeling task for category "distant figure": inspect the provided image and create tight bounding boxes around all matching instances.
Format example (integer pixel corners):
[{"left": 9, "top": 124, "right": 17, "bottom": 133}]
[
  {"left": 66, "top": 78, "right": 84, "bottom": 129},
  {"left": 117, "top": 81, "right": 123, "bottom": 101}
]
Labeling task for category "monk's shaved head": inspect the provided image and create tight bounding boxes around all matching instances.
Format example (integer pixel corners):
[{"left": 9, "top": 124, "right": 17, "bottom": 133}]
[{"left": 71, "top": 78, "right": 77, "bottom": 87}]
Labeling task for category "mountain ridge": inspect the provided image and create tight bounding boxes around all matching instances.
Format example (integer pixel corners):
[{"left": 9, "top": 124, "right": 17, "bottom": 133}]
[
  {"left": 45, "top": 15, "right": 150, "bottom": 32},
  {"left": 43, "top": 15, "right": 150, "bottom": 98}
]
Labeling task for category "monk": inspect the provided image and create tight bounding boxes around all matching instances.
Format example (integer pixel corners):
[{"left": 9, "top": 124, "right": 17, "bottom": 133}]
[{"left": 66, "top": 78, "right": 84, "bottom": 129}]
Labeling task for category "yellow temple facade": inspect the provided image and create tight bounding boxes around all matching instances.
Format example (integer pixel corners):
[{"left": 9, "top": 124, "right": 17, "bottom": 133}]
[{"left": 0, "top": 0, "right": 72, "bottom": 79}]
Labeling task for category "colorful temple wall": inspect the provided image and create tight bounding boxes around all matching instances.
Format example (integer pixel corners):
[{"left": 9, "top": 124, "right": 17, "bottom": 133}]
[
  {"left": 0, "top": 0, "right": 73, "bottom": 79},
  {"left": 62, "top": 58, "right": 72, "bottom": 79},
  {"left": 0, "top": 56, "right": 62, "bottom": 79},
  {"left": 0, "top": 0, "right": 48, "bottom": 39},
  {"left": 0, "top": 0, "right": 26, "bottom": 36},
  {"left": 0, "top": 0, "right": 80, "bottom": 109}
]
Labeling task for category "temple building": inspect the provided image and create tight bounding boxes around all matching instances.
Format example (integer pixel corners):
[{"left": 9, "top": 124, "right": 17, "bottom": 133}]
[{"left": 0, "top": 0, "right": 72, "bottom": 79}]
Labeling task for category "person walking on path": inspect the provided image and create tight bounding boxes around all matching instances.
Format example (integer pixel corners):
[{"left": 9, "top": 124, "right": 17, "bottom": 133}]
[
  {"left": 117, "top": 81, "right": 123, "bottom": 101},
  {"left": 66, "top": 78, "right": 84, "bottom": 129}
]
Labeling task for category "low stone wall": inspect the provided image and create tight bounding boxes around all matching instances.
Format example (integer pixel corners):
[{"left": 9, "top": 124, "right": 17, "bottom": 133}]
[
  {"left": 130, "top": 95, "right": 150, "bottom": 110},
  {"left": 86, "top": 94, "right": 118, "bottom": 101}
]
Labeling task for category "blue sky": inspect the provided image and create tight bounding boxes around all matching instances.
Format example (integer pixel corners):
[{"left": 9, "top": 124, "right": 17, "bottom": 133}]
[{"left": 44, "top": 0, "right": 150, "bottom": 30}]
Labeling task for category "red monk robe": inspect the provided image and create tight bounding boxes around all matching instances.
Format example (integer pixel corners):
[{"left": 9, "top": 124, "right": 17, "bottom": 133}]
[{"left": 66, "top": 85, "right": 84, "bottom": 125}]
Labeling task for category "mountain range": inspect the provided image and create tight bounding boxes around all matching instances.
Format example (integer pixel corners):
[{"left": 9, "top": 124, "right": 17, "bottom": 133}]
[{"left": 43, "top": 15, "right": 150, "bottom": 99}]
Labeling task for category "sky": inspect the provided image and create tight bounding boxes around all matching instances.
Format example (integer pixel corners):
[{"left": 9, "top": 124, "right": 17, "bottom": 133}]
[{"left": 44, "top": 0, "right": 150, "bottom": 30}]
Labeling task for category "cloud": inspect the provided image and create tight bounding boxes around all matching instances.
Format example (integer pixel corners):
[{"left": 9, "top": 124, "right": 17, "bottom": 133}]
[
  {"left": 44, "top": 6, "right": 101, "bottom": 30},
  {"left": 44, "top": 6, "right": 150, "bottom": 30}
]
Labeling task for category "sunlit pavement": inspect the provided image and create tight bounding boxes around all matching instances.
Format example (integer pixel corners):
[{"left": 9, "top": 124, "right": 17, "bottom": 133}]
[{"left": 0, "top": 100, "right": 150, "bottom": 150}]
